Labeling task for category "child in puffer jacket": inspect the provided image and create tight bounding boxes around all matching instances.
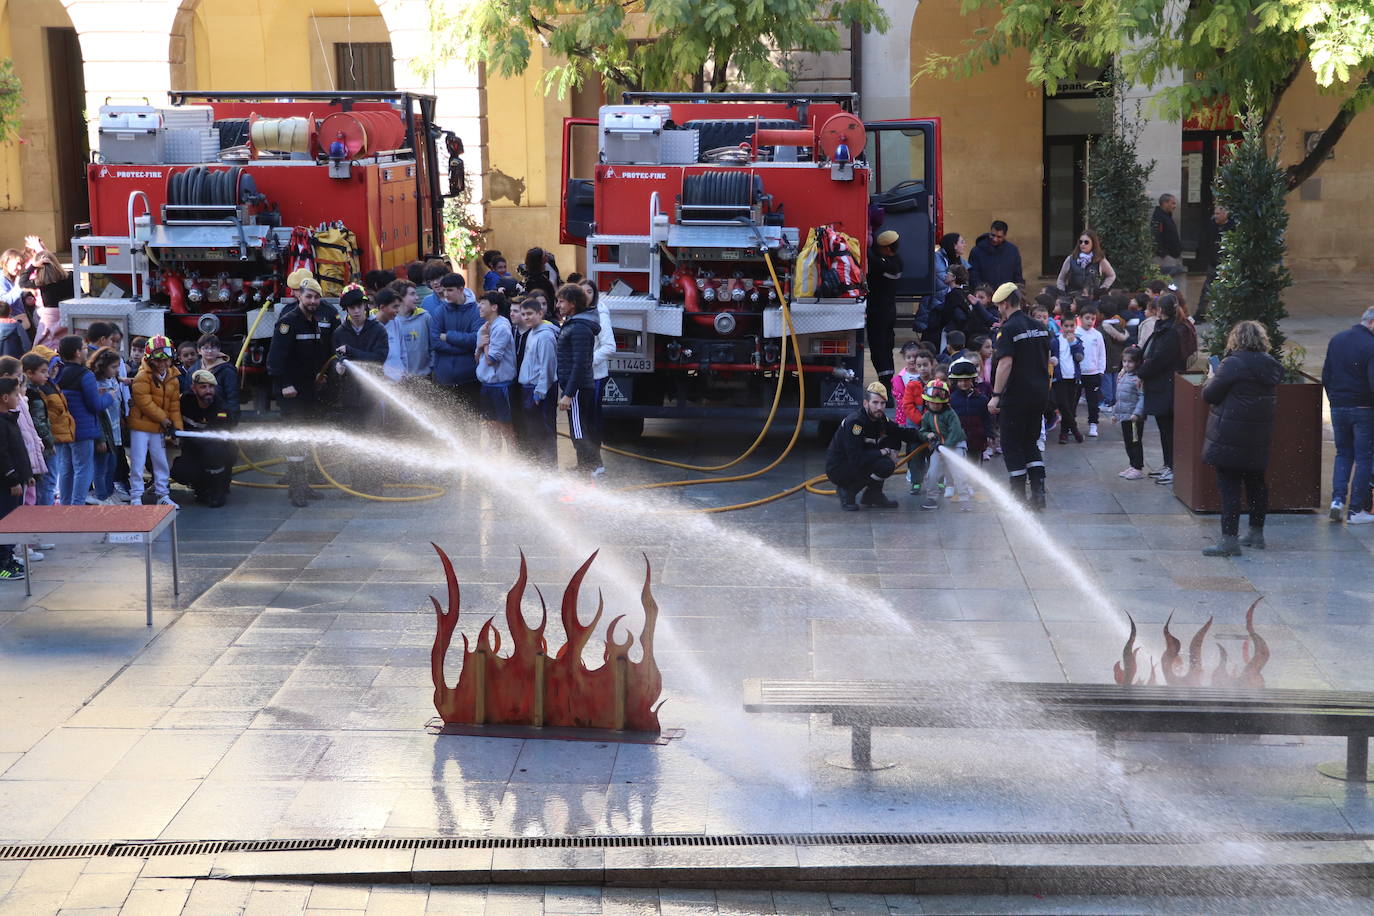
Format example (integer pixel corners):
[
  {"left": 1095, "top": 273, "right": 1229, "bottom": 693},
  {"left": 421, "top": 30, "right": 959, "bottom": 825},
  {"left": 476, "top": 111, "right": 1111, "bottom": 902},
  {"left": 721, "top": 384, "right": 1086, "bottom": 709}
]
[
  {"left": 127, "top": 336, "right": 183, "bottom": 508},
  {"left": 1113, "top": 345, "right": 1145, "bottom": 479}
]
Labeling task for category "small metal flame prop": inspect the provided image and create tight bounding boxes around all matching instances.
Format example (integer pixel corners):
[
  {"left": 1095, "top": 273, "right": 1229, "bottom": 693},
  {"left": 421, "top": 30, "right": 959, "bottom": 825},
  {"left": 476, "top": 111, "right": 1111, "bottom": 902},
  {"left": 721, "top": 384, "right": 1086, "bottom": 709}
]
[
  {"left": 430, "top": 545, "right": 664, "bottom": 733},
  {"left": 1114, "top": 598, "right": 1269, "bottom": 688}
]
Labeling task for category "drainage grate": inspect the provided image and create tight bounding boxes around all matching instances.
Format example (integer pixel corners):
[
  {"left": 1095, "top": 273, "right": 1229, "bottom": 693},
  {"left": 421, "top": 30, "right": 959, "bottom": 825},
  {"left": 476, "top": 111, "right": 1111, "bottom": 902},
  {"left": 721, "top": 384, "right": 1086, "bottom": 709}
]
[{"left": 1, "top": 831, "right": 1365, "bottom": 861}]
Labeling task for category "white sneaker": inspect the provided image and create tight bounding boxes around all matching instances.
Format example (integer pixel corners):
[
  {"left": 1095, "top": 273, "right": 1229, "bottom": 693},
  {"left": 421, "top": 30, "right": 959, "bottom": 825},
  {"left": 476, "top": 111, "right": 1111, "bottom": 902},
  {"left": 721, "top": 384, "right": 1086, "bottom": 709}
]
[
  {"left": 943, "top": 485, "right": 955, "bottom": 499},
  {"left": 1348, "top": 510, "right": 1374, "bottom": 525},
  {"left": 38, "top": 543, "right": 54, "bottom": 551},
  {"left": 156, "top": 496, "right": 180, "bottom": 510},
  {"left": 23, "top": 550, "right": 43, "bottom": 562},
  {"left": 1155, "top": 467, "right": 1174, "bottom": 484},
  {"left": 112, "top": 484, "right": 131, "bottom": 504},
  {"left": 1331, "top": 499, "right": 1346, "bottom": 523},
  {"left": 84, "top": 495, "right": 111, "bottom": 506},
  {"left": 591, "top": 466, "right": 607, "bottom": 479},
  {"left": 1088, "top": 423, "right": 1099, "bottom": 438}
]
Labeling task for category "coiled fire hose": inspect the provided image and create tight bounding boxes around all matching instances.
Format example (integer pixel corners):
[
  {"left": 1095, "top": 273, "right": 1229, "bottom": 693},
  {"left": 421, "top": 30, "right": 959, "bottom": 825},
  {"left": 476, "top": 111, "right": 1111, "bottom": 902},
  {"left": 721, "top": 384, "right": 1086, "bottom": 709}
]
[{"left": 575, "top": 250, "right": 926, "bottom": 512}]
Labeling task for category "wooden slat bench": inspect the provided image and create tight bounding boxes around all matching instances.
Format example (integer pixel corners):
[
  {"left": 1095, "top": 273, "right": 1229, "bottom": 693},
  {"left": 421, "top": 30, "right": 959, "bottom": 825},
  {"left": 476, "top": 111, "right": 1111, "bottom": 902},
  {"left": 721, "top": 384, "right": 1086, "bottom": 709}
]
[{"left": 743, "top": 679, "right": 1374, "bottom": 781}]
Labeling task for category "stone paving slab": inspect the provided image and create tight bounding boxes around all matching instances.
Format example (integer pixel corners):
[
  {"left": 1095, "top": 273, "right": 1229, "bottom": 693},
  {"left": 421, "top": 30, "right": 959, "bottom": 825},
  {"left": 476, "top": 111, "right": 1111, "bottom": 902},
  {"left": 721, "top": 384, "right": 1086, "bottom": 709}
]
[{"left": 1, "top": 283, "right": 1374, "bottom": 910}]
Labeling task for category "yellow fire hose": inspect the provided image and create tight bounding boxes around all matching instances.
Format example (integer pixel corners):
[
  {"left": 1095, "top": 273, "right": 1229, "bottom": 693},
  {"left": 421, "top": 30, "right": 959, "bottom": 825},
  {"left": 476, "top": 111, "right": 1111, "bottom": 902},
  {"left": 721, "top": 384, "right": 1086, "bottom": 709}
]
[
  {"left": 230, "top": 446, "right": 444, "bottom": 502},
  {"left": 616, "top": 250, "right": 805, "bottom": 495}
]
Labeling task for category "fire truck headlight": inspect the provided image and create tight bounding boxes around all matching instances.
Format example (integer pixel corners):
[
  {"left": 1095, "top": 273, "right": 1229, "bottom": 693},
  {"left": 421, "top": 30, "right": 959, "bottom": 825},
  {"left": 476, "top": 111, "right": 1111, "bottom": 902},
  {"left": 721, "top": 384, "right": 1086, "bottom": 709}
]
[{"left": 713, "top": 313, "right": 737, "bottom": 335}]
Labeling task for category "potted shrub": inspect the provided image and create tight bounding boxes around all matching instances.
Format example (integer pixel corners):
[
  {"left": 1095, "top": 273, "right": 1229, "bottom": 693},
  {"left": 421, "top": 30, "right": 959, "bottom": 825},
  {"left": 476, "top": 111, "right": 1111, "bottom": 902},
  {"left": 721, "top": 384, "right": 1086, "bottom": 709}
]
[{"left": 1172, "top": 117, "right": 1321, "bottom": 512}]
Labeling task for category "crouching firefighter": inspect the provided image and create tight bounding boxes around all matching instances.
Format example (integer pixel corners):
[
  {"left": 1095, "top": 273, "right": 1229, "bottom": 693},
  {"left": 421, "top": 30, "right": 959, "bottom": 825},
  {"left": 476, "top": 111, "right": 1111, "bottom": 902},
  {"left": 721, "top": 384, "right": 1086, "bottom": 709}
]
[
  {"left": 172, "top": 369, "right": 237, "bottom": 507},
  {"left": 268, "top": 268, "right": 341, "bottom": 507},
  {"left": 826, "top": 381, "right": 923, "bottom": 511}
]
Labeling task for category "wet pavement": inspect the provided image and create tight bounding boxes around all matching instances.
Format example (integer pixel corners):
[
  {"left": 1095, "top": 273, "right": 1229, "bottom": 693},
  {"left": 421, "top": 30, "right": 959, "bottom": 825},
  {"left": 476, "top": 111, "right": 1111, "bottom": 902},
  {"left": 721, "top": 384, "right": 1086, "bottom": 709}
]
[{"left": 2, "top": 279, "right": 1374, "bottom": 912}]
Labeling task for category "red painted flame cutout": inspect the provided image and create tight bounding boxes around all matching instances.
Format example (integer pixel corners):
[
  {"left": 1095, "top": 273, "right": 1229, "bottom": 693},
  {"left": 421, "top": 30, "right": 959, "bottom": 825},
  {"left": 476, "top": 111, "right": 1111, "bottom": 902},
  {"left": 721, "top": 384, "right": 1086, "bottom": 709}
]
[
  {"left": 1111, "top": 600, "right": 1269, "bottom": 688},
  {"left": 431, "top": 545, "right": 664, "bottom": 732}
]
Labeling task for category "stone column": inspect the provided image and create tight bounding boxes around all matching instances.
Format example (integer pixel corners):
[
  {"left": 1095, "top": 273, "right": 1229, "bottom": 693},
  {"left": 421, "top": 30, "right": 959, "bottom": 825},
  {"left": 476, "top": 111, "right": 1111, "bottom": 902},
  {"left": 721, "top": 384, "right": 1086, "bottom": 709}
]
[
  {"left": 65, "top": 0, "right": 182, "bottom": 147},
  {"left": 1120, "top": 1, "right": 1183, "bottom": 231},
  {"left": 379, "top": 0, "right": 486, "bottom": 260},
  {"left": 861, "top": 0, "right": 915, "bottom": 121}
]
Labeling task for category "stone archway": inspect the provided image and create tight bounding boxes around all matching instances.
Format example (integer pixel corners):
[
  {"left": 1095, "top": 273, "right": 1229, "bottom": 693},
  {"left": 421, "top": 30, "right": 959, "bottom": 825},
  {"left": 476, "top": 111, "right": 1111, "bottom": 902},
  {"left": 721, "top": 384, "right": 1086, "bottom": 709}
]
[{"left": 0, "top": 0, "right": 94, "bottom": 248}]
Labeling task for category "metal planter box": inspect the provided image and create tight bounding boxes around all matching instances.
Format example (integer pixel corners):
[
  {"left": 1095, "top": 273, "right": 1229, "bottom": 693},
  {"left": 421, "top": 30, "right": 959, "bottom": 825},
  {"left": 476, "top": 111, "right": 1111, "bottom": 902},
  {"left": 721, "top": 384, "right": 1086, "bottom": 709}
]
[{"left": 1172, "top": 371, "right": 1323, "bottom": 512}]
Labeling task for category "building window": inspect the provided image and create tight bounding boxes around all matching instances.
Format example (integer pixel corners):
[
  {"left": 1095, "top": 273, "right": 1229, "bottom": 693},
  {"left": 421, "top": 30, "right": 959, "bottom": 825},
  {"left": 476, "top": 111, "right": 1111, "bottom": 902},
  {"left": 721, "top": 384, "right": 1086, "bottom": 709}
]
[{"left": 335, "top": 43, "right": 395, "bottom": 92}]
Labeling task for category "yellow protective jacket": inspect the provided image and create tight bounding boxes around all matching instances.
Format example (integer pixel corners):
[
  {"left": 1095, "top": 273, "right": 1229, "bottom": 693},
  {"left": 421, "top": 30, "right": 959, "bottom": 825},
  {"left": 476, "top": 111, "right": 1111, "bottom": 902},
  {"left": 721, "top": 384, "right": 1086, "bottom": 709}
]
[{"left": 128, "top": 363, "right": 183, "bottom": 434}]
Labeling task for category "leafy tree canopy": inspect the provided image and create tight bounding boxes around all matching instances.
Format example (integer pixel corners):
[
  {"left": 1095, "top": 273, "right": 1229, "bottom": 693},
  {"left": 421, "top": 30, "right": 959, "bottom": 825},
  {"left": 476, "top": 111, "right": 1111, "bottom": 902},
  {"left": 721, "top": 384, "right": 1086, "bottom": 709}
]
[
  {"left": 425, "top": 0, "right": 888, "bottom": 97},
  {"left": 918, "top": 0, "right": 1374, "bottom": 188}
]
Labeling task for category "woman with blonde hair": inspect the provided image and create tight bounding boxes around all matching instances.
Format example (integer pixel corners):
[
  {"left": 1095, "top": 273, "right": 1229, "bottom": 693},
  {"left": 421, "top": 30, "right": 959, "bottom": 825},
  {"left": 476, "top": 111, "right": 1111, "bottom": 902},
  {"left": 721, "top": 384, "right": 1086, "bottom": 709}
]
[
  {"left": 1199, "top": 319, "right": 1283, "bottom": 556},
  {"left": 1056, "top": 229, "right": 1116, "bottom": 298}
]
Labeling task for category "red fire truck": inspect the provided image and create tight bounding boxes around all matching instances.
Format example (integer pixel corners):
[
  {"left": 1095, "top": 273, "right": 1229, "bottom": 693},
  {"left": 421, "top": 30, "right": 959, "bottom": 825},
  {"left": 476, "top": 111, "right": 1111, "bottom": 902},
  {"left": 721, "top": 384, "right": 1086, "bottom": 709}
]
[
  {"left": 559, "top": 92, "right": 940, "bottom": 438},
  {"left": 60, "top": 90, "right": 458, "bottom": 387}
]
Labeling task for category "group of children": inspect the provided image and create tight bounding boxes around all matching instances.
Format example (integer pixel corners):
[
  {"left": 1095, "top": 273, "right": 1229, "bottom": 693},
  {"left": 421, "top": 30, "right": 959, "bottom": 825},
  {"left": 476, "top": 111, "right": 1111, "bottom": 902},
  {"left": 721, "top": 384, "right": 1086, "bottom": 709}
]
[
  {"left": 890, "top": 335, "right": 994, "bottom": 510},
  {"left": 880, "top": 279, "right": 1190, "bottom": 512},
  {"left": 1029, "top": 282, "right": 1182, "bottom": 481},
  {"left": 0, "top": 325, "right": 241, "bottom": 580}
]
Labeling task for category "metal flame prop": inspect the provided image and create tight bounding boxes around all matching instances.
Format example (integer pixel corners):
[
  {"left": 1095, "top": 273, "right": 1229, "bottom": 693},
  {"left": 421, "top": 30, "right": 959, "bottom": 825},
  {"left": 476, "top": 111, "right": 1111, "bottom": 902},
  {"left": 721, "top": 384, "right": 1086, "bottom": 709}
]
[
  {"left": 1113, "top": 598, "right": 1269, "bottom": 688},
  {"left": 429, "top": 545, "right": 664, "bottom": 732}
]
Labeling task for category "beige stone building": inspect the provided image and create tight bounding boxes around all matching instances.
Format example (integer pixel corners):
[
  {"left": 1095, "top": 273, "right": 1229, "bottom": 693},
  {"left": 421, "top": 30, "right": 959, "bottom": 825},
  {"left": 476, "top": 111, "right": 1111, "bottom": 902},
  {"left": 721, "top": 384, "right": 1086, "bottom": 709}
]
[{"left": 0, "top": 0, "right": 1367, "bottom": 279}]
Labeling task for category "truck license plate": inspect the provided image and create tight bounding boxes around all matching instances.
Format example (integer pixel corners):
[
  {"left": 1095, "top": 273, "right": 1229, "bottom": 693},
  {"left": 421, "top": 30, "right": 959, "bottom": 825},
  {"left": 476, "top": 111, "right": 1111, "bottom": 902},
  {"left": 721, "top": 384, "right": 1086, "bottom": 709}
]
[{"left": 608, "top": 354, "right": 654, "bottom": 373}]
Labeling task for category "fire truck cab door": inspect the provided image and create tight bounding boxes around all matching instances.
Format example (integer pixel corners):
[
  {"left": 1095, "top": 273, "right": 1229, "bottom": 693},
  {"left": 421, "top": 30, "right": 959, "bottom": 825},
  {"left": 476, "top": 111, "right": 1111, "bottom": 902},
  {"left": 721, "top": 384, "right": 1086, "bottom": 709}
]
[
  {"left": 560, "top": 118, "right": 597, "bottom": 245},
  {"left": 863, "top": 119, "right": 941, "bottom": 299}
]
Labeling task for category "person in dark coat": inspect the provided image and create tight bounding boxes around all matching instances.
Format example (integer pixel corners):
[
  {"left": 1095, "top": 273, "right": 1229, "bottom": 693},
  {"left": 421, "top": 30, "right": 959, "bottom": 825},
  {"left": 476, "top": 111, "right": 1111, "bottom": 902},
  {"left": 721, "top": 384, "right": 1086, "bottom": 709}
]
[
  {"left": 0, "top": 376, "right": 33, "bottom": 578},
  {"left": 172, "top": 370, "right": 237, "bottom": 508},
  {"left": 1151, "top": 193, "right": 1188, "bottom": 303},
  {"left": 267, "top": 271, "right": 340, "bottom": 507},
  {"left": 554, "top": 283, "right": 601, "bottom": 476},
  {"left": 1200, "top": 320, "right": 1284, "bottom": 555},
  {"left": 1134, "top": 294, "right": 1184, "bottom": 483},
  {"left": 866, "top": 230, "right": 903, "bottom": 394},
  {"left": 1195, "top": 204, "right": 1233, "bottom": 321},
  {"left": 1321, "top": 308, "right": 1374, "bottom": 523},
  {"left": 826, "top": 381, "right": 923, "bottom": 510},
  {"left": 967, "top": 220, "right": 1024, "bottom": 290}
]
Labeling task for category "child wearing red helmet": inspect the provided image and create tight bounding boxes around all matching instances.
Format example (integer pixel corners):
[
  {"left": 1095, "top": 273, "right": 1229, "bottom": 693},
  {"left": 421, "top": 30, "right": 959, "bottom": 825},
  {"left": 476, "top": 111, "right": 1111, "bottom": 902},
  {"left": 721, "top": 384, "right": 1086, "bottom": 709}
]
[{"left": 916, "top": 379, "right": 966, "bottom": 511}]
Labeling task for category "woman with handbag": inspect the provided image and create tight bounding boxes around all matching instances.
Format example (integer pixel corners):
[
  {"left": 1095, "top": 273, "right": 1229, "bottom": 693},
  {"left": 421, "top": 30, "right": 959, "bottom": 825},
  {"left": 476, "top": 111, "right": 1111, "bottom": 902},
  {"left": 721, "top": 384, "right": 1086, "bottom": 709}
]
[
  {"left": 1200, "top": 320, "right": 1283, "bottom": 555},
  {"left": 1056, "top": 230, "right": 1117, "bottom": 298}
]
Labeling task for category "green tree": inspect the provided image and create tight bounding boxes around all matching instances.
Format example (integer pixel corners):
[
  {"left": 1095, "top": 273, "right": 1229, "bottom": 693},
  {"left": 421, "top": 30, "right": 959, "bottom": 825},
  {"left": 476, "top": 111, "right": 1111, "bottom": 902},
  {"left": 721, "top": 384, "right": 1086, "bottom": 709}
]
[
  {"left": 919, "top": 0, "right": 1374, "bottom": 189},
  {"left": 424, "top": 0, "right": 888, "bottom": 97},
  {"left": 1087, "top": 93, "right": 1156, "bottom": 291},
  {"left": 1204, "top": 117, "right": 1292, "bottom": 357},
  {"left": 0, "top": 60, "right": 22, "bottom": 144}
]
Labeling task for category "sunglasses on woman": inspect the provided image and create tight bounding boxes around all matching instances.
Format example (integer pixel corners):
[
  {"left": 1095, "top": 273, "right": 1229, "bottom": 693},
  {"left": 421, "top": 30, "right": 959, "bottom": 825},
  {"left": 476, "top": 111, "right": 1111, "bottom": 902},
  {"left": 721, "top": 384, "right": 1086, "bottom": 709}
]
[{"left": 1079, "top": 238, "right": 1092, "bottom": 245}]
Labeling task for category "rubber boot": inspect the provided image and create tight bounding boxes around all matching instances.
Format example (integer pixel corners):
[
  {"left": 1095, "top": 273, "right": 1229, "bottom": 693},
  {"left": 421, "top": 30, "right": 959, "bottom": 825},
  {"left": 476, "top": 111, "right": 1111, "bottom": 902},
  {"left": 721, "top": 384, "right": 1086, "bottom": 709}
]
[
  {"left": 861, "top": 481, "right": 898, "bottom": 509},
  {"left": 1009, "top": 474, "right": 1028, "bottom": 504},
  {"left": 286, "top": 460, "right": 310, "bottom": 508},
  {"left": 837, "top": 487, "right": 860, "bottom": 512},
  {"left": 1238, "top": 528, "right": 1265, "bottom": 550},
  {"left": 1202, "top": 535, "right": 1242, "bottom": 557},
  {"left": 1028, "top": 467, "right": 1047, "bottom": 513}
]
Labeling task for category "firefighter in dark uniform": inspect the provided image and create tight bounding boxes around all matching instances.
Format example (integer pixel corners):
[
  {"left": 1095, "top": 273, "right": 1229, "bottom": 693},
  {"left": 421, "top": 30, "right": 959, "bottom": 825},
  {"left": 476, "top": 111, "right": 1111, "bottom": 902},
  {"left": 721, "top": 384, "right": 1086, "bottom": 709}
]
[
  {"left": 866, "top": 229, "right": 903, "bottom": 398},
  {"left": 171, "top": 368, "right": 237, "bottom": 507},
  {"left": 268, "top": 268, "right": 341, "bottom": 507},
  {"left": 986, "top": 282, "right": 1052, "bottom": 510},
  {"left": 826, "top": 381, "right": 923, "bottom": 511}
]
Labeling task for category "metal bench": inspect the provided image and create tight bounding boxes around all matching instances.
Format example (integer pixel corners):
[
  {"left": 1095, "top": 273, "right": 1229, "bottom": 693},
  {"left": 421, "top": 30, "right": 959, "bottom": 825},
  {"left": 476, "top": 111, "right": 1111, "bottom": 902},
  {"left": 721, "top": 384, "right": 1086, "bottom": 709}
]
[{"left": 743, "top": 678, "right": 1374, "bottom": 782}]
